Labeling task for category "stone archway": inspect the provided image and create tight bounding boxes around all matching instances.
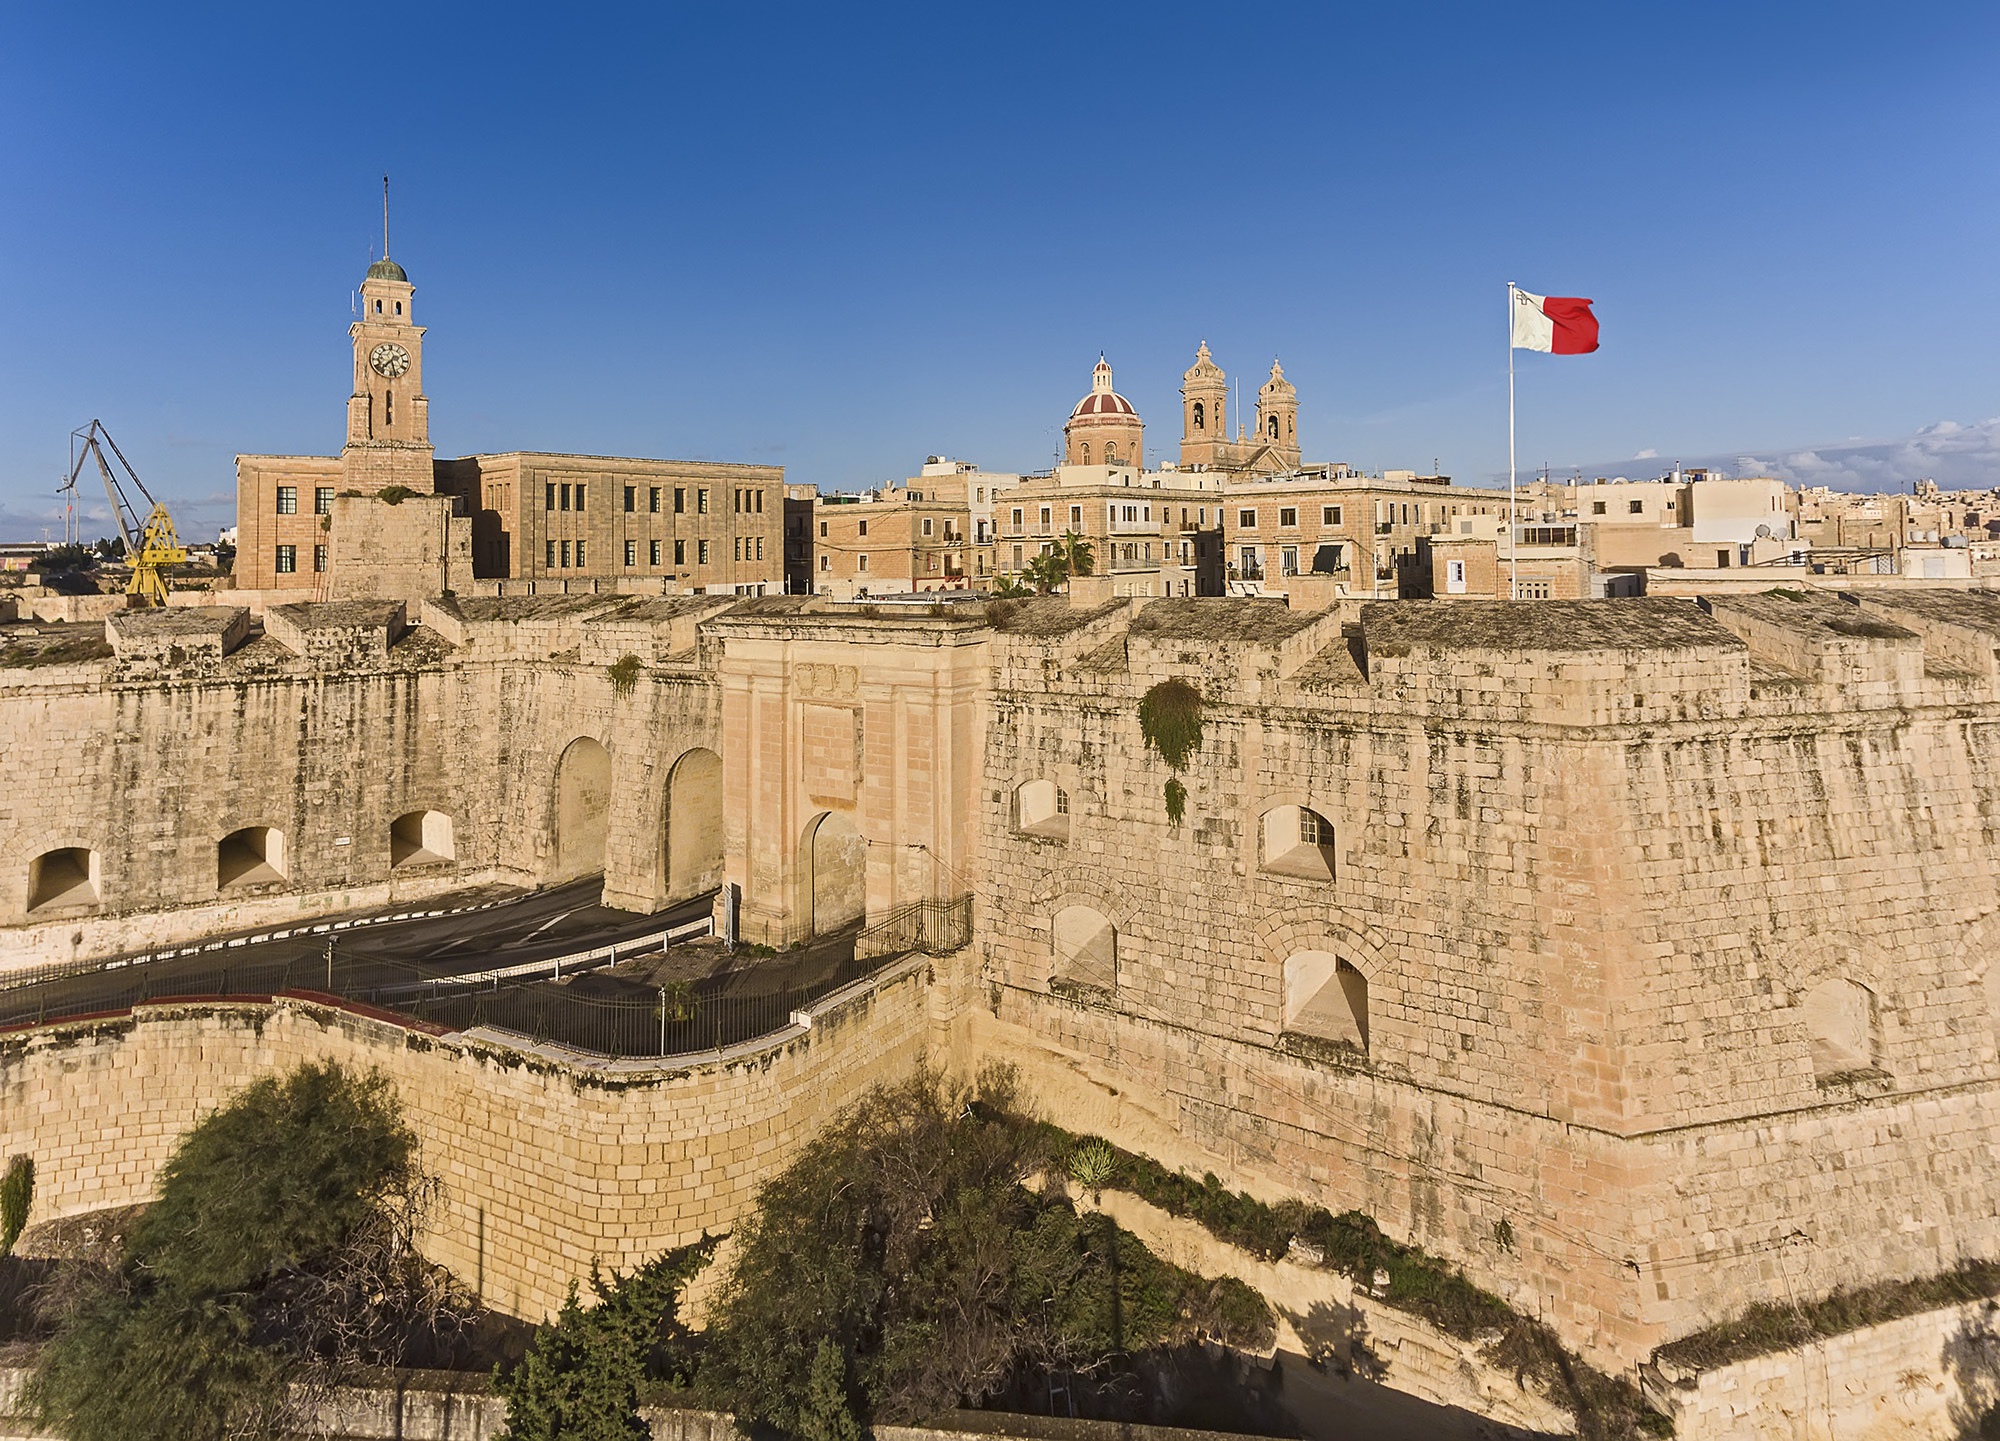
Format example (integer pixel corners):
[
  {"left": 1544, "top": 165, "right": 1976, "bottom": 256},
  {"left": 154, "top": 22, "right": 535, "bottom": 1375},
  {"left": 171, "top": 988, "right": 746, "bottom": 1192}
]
[
  {"left": 805, "top": 811, "right": 866, "bottom": 934},
  {"left": 554, "top": 737, "right": 613, "bottom": 881},
  {"left": 665, "top": 747, "right": 724, "bottom": 903}
]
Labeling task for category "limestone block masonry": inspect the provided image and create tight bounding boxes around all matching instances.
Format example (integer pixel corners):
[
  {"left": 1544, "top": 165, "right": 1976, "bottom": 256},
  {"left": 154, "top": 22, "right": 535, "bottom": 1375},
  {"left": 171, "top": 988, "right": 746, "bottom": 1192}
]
[{"left": 7, "top": 590, "right": 2000, "bottom": 1386}]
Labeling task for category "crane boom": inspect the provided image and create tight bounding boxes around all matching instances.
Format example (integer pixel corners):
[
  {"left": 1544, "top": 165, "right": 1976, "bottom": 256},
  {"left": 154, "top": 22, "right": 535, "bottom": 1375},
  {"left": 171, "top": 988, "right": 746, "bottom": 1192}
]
[{"left": 63, "top": 420, "right": 185, "bottom": 607}]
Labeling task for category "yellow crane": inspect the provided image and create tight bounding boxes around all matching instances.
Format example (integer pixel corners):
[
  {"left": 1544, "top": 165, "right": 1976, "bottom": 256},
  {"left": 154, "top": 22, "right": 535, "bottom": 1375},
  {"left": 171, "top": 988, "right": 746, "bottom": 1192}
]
[{"left": 63, "top": 420, "right": 186, "bottom": 608}]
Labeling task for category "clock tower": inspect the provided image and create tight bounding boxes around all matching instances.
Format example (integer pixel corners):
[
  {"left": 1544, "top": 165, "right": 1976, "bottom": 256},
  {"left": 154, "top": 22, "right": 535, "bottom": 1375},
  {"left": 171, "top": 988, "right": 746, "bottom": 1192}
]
[{"left": 341, "top": 255, "right": 434, "bottom": 494}]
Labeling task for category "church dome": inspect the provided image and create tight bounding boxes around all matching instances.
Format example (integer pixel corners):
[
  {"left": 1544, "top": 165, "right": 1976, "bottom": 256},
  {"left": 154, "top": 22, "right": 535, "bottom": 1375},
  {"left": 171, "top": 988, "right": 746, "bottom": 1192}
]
[
  {"left": 1068, "top": 356, "right": 1140, "bottom": 420},
  {"left": 366, "top": 257, "right": 409, "bottom": 283}
]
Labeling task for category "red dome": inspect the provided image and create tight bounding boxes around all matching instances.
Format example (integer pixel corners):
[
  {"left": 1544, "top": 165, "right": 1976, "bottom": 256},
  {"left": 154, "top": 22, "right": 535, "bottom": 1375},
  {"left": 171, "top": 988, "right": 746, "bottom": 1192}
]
[{"left": 1070, "top": 391, "right": 1137, "bottom": 418}]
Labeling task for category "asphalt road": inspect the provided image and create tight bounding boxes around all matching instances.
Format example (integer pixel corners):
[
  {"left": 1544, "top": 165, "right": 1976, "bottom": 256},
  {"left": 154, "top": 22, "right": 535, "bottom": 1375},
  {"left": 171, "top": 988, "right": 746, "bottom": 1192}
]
[{"left": 1, "top": 878, "right": 718, "bottom": 1028}]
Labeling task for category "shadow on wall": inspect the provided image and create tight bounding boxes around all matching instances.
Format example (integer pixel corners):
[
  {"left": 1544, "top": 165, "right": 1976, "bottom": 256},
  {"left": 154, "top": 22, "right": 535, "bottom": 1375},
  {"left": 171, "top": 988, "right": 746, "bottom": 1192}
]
[
  {"left": 555, "top": 737, "right": 612, "bottom": 881},
  {"left": 1943, "top": 1306, "right": 2000, "bottom": 1435}
]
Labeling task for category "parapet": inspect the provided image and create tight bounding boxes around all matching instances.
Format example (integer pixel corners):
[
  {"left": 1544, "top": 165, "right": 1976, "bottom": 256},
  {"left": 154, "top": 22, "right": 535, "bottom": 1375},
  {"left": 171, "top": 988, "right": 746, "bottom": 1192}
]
[
  {"left": 103, "top": 607, "right": 251, "bottom": 672},
  {"left": 264, "top": 601, "right": 409, "bottom": 663}
]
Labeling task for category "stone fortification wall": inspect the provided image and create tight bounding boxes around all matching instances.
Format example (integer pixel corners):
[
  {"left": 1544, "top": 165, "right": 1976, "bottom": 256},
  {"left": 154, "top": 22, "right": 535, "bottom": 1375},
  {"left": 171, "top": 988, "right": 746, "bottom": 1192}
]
[
  {"left": 970, "top": 594, "right": 2000, "bottom": 1366},
  {"left": 0, "top": 956, "right": 940, "bottom": 1322},
  {"left": 1644, "top": 1297, "right": 2000, "bottom": 1439},
  {"left": 0, "top": 597, "right": 727, "bottom": 965}
]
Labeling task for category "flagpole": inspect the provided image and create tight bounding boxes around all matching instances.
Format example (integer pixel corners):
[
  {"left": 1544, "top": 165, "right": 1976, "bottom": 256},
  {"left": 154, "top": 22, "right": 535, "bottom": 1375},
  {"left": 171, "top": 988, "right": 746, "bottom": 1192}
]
[{"left": 1507, "top": 282, "right": 1518, "bottom": 601}]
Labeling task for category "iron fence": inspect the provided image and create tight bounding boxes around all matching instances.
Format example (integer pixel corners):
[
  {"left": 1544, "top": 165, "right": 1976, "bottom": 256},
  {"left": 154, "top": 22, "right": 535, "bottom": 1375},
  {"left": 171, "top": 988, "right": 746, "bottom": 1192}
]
[{"left": 856, "top": 894, "right": 973, "bottom": 960}]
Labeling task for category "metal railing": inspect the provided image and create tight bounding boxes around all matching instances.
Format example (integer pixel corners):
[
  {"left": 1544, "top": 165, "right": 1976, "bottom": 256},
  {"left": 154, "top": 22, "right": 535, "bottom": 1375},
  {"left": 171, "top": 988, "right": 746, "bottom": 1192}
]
[
  {"left": 855, "top": 894, "right": 972, "bottom": 961},
  {"left": 0, "top": 904, "right": 956, "bottom": 1062}
]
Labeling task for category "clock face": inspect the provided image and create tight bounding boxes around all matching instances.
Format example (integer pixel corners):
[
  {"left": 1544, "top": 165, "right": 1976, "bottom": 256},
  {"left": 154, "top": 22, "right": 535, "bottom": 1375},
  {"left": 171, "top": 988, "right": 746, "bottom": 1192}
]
[{"left": 369, "top": 342, "right": 411, "bottom": 378}]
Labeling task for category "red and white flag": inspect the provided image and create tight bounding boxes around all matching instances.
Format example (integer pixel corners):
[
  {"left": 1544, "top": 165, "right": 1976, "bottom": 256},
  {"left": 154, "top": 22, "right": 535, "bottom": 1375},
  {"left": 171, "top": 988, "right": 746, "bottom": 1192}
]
[{"left": 1511, "top": 288, "right": 1599, "bottom": 354}]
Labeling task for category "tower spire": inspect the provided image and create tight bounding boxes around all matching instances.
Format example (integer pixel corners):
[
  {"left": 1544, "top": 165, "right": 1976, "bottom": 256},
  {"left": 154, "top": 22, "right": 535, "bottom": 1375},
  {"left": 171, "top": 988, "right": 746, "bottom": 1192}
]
[{"left": 382, "top": 174, "right": 391, "bottom": 259}]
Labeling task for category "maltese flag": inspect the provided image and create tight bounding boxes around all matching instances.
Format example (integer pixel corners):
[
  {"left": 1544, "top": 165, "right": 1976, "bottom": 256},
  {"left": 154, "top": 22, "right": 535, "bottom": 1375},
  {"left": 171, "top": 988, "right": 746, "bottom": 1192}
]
[{"left": 1511, "top": 288, "right": 1599, "bottom": 353}]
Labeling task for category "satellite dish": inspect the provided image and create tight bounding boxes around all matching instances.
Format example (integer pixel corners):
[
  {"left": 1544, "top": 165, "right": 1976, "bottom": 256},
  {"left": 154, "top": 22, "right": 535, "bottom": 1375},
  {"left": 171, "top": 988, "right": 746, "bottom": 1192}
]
[{"left": 1755, "top": 524, "right": 1774, "bottom": 539}]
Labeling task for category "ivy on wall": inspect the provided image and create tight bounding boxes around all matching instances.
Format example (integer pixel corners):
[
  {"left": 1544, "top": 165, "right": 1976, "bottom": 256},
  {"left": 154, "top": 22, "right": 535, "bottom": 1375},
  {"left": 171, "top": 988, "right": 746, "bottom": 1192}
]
[{"left": 1139, "top": 680, "right": 1203, "bottom": 827}]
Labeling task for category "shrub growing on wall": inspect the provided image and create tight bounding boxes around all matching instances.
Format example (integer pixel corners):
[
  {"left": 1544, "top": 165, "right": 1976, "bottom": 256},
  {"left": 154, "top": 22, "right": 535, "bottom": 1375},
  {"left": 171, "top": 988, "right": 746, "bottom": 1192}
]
[
  {"left": 0, "top": 1156, "right": 32, "bottom": 1257},
  {"left": 1139, "top": 679, "right": 1203, "bottom": 826}
]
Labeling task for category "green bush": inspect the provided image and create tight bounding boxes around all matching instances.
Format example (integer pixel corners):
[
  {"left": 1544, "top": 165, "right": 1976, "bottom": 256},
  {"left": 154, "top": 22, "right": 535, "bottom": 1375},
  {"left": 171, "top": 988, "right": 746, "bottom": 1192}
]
[
  {"left": 26, "top": 1062, "right": 458, "bottom": 1441},
  {"left": 496, "top": 1239, "right": 716, "bottom": 1441},
  {"left": 1139, "top": 679, "right": 1203, "bottom": 771},
  {"left": 607, "top": 654, "right": 642, "bottom": 695},
  {"left": 0, "top": 1155, "right": 31, "bottom": 1257}
]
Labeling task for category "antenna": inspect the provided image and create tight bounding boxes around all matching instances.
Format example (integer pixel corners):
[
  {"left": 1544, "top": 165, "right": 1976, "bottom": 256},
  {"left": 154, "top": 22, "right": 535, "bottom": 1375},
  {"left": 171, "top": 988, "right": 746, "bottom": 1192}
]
[{"left": 382, "top": 174, "right": 391, "bottom": 258}]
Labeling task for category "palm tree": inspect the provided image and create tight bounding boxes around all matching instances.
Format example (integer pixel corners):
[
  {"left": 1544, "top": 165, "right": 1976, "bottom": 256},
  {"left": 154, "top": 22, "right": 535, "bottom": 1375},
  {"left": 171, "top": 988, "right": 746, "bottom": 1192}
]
[{"left": 1054, "top": 531, "right": 1095, "bottom": 587}]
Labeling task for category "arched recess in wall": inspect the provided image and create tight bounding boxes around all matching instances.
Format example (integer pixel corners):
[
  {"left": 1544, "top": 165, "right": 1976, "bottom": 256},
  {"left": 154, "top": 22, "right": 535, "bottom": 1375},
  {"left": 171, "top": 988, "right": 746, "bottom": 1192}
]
[
  {"left": 217, "top": 827, "right": 287, "bottom": 891},
  {"left": 27, "top": 846, "right": 100, "bottom": 915},
  {"left": 1283, "top": 950, "right": 1368, "bottom": 1052},
  {"left": 665, "top": 748, "right": 724, "bottom": 903},
  {"left": 554, "top": 737, "right": 613, "bottom": 881},
  {"left": 1052, "top": 904, "right": 1117, "bottom": 993},
  {"left": 804, "top": 810, "right": 866, "bottom": 934},
  {"left": 391, "top": 810, "right": 454, "bottom": 868},
  {"left": 1800, "top": 977, "right": 1879, "bottom": 1079}
]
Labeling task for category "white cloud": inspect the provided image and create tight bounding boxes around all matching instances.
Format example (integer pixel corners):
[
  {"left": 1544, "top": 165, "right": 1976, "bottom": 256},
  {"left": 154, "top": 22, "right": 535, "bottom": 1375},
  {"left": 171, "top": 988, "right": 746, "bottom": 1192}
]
[{"left": 1575, "top": 418, "right": 2000, "bottom": 494}]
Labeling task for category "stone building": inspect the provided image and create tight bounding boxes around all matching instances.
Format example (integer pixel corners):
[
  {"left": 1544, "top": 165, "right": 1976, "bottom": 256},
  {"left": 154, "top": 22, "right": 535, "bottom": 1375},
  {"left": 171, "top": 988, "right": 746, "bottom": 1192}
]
[{"left": 234, "top": 252, "right": 783, "bottom": 602}]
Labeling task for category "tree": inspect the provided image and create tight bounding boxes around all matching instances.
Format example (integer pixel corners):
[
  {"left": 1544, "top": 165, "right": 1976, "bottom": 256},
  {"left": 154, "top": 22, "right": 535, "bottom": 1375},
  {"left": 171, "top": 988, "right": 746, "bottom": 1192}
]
[
  {"left": 29, "top": 544, "right": 92, "bottom": 574},
  {"left": 1022, "top": 551, "right": 1067, "bottom": 595},
  {"left": 93, "top": 536, "right": 125, "bottom": 561},
  {"left": 694, "top": 1068, "right": 1272, "bottom": 1432},
  {"left": 1054, "top": 530, "right": 1095, "bottom": 582},
  {"left": 495, "top": 1238, "right": 716, "bottom": 1441},
  {"left": 27, "top": 1061, "right": 464, "bottom": 1441}
]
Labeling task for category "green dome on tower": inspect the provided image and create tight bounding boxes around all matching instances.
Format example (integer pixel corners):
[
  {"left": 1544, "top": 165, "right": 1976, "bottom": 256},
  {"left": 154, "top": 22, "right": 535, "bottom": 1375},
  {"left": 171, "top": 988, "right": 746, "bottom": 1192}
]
[{"left": 366, "top": 257, "right": 408, "bottom": 283}]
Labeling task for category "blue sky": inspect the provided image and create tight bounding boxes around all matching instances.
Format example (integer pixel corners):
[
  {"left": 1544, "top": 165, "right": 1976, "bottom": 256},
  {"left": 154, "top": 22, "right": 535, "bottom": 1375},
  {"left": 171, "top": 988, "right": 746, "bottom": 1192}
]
[{"left": 3, "top": 2, "right": 1996, "bottom": 541}]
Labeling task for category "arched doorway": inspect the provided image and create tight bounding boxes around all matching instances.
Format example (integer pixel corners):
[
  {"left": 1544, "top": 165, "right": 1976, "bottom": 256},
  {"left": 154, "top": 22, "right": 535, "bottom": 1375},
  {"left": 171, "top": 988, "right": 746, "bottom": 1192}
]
[
  {"left": 554, "top": 737, "right": 612, "bottom": 880},
  {"left": 804, "top": 811, "right": 866, "bottom": 934},
  {"left": 665, "top": 748, "right": 724, "bottom": 902}
]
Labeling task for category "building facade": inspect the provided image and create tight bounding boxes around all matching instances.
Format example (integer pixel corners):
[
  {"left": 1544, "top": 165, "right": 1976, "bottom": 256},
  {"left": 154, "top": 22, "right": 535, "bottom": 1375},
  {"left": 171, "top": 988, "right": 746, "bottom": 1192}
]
[{"left": 235, "top": 253, "right": 783, "bottom": 601}]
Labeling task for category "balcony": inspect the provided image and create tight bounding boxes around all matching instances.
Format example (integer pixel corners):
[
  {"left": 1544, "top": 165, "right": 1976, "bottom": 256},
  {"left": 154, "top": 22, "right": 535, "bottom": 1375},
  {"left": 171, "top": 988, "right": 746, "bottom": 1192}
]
[{"left": 1375, "top": 522, "right": 1394, "bottom": 535}]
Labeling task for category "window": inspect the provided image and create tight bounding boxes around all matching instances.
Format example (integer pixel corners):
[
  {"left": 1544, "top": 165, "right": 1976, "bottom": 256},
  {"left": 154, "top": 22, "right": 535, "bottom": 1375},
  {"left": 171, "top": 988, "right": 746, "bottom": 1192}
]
[
  {"left": 578, "top": 541, "right": 589, "bottom": 567},
  {"left": 313, "top": 544, "right": 327, "bottom": 573},
  {"left": 697, "top": 489, "right": 709, "bottom": 514},
  {"left": 1445, "top": 557, "right": 1467, "bottom": 594},
  {"left": 650, "top": 540, "right": 662, "bottom": 566},
  {"left": 1517, "top": 580, "right": 1552, "bottom": 599},
  {"left": 1281, "top": 546, "right": 1299, "bottom": 575},
  {"left": 820, "top": 554, "right": 831, "bottom": 571},
  {"left": 859, "top": 519, "right": 869, "bottom": 537},
  {"left": 1629, "top": 499, "right": 1645, "bottom": 514},
  {"left": 697, "top": 539, "right": 709, "bottom": 564},
  {"left": 1261, "top": 804, "right": 1334, "bottom": 879},
  {"left": 546, "top": 483, "right": 556, "bottom": 510},
  {"left": 1801, "top": 978, "right": 1878, "bottom": 1078},
  {"left": 754, "top": 490, "right": 764, "bottom": 513},
  {"left": 1011, "top": 507, "right": 1024, "bottom": 531},
  {"left": 217, "top": 826, "right": 286, "bottom": 890},
  {"left": 625, "top": 486, "right": 636, "bottom": 512},
  {"left": 1279, "top": 507, "right": 1298, "bottom": 527},
  {"left": 1192, "top": 400, "right": 1205, "bottom": 430},
  {"left": 1016, "top": 779, "right": 1070, "bottom": 839},
  {"left": 560, "top": 540, "right": 571, "bottom": 567},
  {"left": 625, "top": 540, "right": 637, "bottom": 566},
  {"left": 390, "top": 811, "right": 454, "bottom": 868},
  {"left": 1238, "top": 509, "right": 1257, "bottom": 529},
  {"left": 559, "top": 484, "right": 571, "bottom": 511},
  {"left": 674, "top": 539, "right": 686, "bottom": 565},
  {"left": 756, "top": 537, "right": 764, "bottom": 560},
  {"left": 315, "top": 487, "right": 335, "bottom": 516},
  {"left": 276, "top": 486, "right": 297, "bottom": 515},
  {"left": 575, "top": 483, "right": 586, "bottom": 510},
  {"left": 1592, "top": 500, "right": 1607, "bottom": 515},
  {"left": 1012, "top": 544, "right": 1023, "bottom": 568},
  {"left": 651, "top": 487, "right": 663, "bottom": 513},
  {"left": 546, "top": 540, "right": 556, "bottom": 568},
  {"left": 922, "top": 518, "right": 933, "bottom": 537},
  {"left": 1070, "top": 505, "right": 1082, "bottom": 526},
  {"left": 274, "top": 545, "right": 297, "bottom": 574},
  {"left": 734, "top": 489, "right": 743, "bottom": 514},
  {"left": 1322, "top": 505, "right": 1341, "bottom": 525},
  {"left": 735, "top": 538, "right": 742, "bottom": 562},
  {"left": 1052, "top": 905, "right": 1116, "bottom": 991},
  {"left": 1039, "top": 506, "right": 1052, "bottom": 532},
  {"left": 858, "top": 554, "right": 869, "bottom": 571}
]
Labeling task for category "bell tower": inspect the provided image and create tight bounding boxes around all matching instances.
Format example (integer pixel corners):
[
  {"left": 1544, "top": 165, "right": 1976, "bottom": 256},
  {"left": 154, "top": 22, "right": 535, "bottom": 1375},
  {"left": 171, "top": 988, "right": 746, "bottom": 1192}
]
[
  {"left": 341, "top": 184, "right": 434, "bottom": 494},
  {"left": 1254, "top": 359, "right": 1300, "bottom": 470},
  {"left": 1179, "top": 341, "right": 1229, "bottom": 469}
]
